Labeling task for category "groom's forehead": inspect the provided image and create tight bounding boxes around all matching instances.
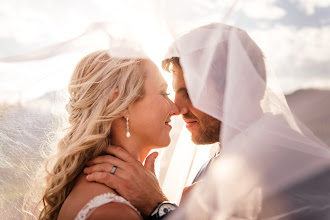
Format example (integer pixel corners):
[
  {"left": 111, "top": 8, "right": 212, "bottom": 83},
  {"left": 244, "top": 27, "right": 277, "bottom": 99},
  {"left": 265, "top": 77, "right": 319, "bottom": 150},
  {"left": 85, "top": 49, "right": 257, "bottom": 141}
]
[{"left": 172, "top": 68, "right": 187, "bottom": 91}]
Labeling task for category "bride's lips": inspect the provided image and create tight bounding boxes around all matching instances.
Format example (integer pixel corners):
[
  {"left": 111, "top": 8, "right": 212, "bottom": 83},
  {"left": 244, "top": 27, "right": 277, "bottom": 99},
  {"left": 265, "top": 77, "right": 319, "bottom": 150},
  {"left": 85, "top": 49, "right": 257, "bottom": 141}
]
[
  {"left": 184, "top": 120, "right": 197, "bottom": 129},
  {"left": 165, "top": 120, "right": 172, "bottom": 129}
]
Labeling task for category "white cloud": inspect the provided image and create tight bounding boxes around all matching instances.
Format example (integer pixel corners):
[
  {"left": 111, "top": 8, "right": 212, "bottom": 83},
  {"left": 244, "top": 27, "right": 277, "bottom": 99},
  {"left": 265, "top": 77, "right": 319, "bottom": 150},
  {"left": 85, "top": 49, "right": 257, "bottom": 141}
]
[
  {"left": 290, "top": 0, "right": 330, "bottom": 15},
  {"left": 0, "top": 0, "right": 140, "bottom": 55},
  {"left": 250, "top": 25, "right": 330, "bottom": 93},
  {"left": 238, "top": 0, "right": 286, "bottom": 20},
  {"left": 0, "top": 1, "right": 81, "bottom": 45}
]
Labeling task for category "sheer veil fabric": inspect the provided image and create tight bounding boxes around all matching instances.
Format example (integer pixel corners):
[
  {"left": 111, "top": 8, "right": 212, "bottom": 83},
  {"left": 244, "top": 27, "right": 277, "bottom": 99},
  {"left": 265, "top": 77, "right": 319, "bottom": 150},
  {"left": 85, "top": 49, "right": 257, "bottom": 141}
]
[
  {"left": 165, "top": 23, "right": 330, "bottom": 220},
  {"left": 0, "top": 0, "right": 330, "bottom": 219}
]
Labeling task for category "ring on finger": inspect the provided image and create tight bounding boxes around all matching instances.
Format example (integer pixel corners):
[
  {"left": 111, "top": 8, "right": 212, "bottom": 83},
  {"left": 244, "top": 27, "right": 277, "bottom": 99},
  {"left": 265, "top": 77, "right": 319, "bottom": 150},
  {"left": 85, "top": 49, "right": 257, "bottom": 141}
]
[{"left": 110, "top": 165, "right": 117, "bottom": 175}]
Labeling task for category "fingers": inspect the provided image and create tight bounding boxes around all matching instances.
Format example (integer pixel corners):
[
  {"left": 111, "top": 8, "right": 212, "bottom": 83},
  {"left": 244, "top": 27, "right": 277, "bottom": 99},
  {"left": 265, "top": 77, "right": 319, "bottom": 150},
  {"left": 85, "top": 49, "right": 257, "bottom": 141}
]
[
  {"left": 86, "top": 172, "right": 123, "bottom": 190},
  {"left": 84, "top": 163, "right": 113, "bottom": 174},
  {"left": 84, "top": 164, "right": 126, "bottom": 179},
  {"left": 144, "top": 152, "right": 158, "bottom": 174},
  {"left": 104, "top": 146, "right": 137, "bottom": 163}
]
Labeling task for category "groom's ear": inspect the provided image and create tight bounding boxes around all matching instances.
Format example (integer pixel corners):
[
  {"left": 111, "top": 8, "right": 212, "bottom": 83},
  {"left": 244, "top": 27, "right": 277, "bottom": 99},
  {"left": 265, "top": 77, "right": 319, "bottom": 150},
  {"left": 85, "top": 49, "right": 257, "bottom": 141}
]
[{"left": 110, "top": 88, "right": 119, "bottom": 103}]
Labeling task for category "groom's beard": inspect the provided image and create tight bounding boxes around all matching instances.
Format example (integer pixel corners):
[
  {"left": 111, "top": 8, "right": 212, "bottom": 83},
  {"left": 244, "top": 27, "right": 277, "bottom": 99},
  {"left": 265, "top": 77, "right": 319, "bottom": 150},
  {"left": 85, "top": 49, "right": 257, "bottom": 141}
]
[{"left": 183, "top": 112, "right": 221, "bottom": 145}]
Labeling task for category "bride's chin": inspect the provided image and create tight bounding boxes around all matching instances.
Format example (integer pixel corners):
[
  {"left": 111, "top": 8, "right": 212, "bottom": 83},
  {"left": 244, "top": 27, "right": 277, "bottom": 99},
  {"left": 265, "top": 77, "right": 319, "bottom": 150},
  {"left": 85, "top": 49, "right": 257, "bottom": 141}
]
[
  {"left": 157, "top": 137, "right": 171, "bottom": 148},
  {"left": 164, "top": 137, "right": 171, "bottom": 147}
]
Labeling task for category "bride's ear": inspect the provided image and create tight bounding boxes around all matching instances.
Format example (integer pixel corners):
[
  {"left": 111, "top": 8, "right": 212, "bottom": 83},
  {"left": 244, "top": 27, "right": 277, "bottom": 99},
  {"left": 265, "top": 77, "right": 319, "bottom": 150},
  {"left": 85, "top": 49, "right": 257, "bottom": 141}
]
[
  {"left": 110, "top": 88, "right": 119, "bottom": 103},
  {"left": 120, "top": 109, "right": 129, "bottom": 119}
]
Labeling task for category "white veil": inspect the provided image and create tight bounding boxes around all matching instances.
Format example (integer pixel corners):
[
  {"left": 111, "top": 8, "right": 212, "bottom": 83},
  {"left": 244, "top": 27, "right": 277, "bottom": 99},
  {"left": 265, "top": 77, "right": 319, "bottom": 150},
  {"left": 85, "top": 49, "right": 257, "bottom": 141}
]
[{"left": 1, "top": 1, "right": 330, "bottom": 219}]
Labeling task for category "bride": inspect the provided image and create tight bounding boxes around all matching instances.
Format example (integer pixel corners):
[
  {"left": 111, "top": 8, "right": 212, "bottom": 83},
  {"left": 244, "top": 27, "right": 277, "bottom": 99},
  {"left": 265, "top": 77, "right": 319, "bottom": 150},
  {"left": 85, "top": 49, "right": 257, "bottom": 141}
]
[{"left": 39, "top": 50, "right": 178, "bottom": 220}]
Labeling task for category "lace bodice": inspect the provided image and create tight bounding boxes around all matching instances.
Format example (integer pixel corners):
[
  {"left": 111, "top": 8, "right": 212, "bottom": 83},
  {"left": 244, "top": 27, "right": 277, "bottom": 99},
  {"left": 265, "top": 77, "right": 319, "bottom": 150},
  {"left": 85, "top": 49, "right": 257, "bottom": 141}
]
[{"left": 75, "top": 192, "right": 140, "bottom": 220}]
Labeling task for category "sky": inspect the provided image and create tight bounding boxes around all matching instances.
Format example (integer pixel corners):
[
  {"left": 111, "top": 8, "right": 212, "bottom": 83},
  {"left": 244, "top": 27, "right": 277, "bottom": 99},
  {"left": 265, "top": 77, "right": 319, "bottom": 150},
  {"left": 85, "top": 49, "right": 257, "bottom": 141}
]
[
  {"left": 231, "top": 0, "right": 330, "bottom": 93},
  {"left": 0, "top": 0, "right": 330, "bottom": 103}
]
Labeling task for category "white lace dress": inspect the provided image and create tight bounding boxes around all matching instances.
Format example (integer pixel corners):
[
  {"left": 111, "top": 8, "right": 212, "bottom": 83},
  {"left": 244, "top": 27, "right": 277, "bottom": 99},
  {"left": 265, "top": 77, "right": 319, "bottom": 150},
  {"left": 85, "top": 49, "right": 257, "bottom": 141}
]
[{"left": 75, "top": 192, "right": 140, "bottom": 220}]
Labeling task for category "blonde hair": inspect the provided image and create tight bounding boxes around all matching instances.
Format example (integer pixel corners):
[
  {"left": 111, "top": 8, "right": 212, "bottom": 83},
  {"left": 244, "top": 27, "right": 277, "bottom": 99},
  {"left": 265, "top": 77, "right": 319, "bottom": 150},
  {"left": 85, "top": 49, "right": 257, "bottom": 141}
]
[{"left": 38, "top": 50, "right": 146, "bottom": 220}]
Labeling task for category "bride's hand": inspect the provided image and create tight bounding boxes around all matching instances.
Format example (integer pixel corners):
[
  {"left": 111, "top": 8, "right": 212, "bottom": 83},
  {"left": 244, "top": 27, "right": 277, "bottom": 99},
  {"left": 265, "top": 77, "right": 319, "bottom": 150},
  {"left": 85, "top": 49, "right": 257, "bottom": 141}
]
[{"left": 84, "top": 145, "right": 168, "bottom": 216}]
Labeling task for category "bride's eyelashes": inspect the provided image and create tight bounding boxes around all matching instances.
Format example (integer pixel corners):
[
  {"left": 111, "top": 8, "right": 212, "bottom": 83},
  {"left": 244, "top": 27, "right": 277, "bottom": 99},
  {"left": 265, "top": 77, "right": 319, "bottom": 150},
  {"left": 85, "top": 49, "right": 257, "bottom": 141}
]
[{"left": 162, "top": 92, "right": 170, "bottom": 97}]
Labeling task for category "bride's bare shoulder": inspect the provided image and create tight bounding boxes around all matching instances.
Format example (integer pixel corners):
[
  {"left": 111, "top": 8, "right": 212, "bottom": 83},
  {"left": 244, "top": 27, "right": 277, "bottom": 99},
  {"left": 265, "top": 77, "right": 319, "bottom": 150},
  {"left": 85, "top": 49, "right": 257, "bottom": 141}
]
[{"left": 58, "top": 173, "right": 117, "bottom": 219}]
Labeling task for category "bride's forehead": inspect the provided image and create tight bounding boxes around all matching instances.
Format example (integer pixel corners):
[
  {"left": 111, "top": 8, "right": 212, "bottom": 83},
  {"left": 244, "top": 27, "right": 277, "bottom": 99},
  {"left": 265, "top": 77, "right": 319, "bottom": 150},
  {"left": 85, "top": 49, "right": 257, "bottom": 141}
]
[{"left": 143, "top": 67, "right": 167, "bottom": 90}]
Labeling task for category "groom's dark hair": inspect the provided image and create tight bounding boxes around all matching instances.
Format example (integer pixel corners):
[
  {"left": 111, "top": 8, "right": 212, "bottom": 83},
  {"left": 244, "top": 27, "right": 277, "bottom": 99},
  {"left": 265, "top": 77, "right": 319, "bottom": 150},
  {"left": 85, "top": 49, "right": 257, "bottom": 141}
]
[{"left": 162, "top": 57, "right": 180, "bottom": 73}]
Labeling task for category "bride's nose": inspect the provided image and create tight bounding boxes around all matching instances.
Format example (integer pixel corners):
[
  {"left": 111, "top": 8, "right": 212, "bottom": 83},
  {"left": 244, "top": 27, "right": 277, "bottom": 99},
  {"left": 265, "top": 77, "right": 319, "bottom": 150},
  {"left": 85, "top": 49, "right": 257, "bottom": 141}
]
[{"left": 169, "top": 99, "right": 179, "bottom": 116}]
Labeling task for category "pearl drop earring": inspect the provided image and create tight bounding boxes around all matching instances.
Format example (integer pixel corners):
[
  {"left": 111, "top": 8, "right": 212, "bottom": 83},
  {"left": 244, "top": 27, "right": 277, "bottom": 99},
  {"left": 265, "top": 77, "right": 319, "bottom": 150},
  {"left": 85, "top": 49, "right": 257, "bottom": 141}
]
[{"left": 126, "top": 116, "right": 131, "bottom": 138}]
